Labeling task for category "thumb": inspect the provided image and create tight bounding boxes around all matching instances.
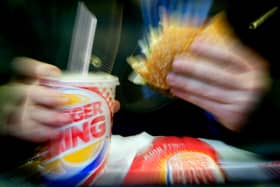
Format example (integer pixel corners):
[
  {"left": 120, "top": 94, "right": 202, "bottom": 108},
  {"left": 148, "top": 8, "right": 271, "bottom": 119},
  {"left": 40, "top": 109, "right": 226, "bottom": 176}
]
[{"left": 12, "top": 57, "right": 61, "bottom": 79}]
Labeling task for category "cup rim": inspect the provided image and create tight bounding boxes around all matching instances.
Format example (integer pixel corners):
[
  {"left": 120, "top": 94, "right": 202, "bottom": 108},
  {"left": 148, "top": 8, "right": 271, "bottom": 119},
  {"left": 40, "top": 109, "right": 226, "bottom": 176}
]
[{"left": 42, "top": 72, "right": 119, "bottom": 86}]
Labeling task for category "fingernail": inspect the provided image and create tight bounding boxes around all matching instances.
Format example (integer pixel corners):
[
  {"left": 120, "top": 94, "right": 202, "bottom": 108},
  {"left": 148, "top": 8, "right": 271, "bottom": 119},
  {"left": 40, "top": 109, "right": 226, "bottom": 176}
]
[
  {"left": 57, "top": 113, "right": 72, "bottom": 125},
  {"left": 174, "top": 54, "right": 191, "bottom": 64},
  {"left": 191, "top": 39, "right": 200, "bottom": 50},
  {"left": 58, "top": 94, "right": 70, "bottom": 103},
  {"left": 191, "top": 35, "right": 207, "bottom": 49},
  {"left": 38, "top": 65, "right": 61, "bottom": 78},
  {"left": 174, "top": 56, "right": 181, "bottom": 63},
  {"left": 169, "top": 89, "right": 177, "bottom": 97},
  {"left": 44, "top": 92, "right": 70, "bottom": 106},
  {"left": 166, "top": 73, "right": 175, "bottom": 83},
  {"left": 52, "top": 130, "right": 62, "bottom": 140}
]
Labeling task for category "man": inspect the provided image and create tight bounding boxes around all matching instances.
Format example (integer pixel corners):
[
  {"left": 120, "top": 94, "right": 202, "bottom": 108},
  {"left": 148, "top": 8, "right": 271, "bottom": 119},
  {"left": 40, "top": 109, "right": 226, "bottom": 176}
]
[
  {"left": 0, "top": 0, "right": 122, "bottom": 173},
  {"left": 113, "top": 0, "right": 280, "bottom": 159}
]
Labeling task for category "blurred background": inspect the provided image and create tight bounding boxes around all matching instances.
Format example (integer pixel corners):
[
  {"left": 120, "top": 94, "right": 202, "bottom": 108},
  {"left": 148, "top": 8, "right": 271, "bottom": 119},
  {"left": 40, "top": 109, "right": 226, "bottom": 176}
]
[{"left": 0, "top": 0, "right": 279, "bottom": 186}]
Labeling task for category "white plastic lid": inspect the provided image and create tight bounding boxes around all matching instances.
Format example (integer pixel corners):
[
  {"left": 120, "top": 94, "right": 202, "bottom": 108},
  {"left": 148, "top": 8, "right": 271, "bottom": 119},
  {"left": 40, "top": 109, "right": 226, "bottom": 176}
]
[{"left": 49, "top": 72, "right": 119, "bottom": 85}]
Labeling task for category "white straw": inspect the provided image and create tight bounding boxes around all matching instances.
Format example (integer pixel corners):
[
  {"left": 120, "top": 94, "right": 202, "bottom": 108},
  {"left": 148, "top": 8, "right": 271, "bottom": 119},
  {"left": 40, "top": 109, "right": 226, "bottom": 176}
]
[{"left": 67, "top": 1, "right": 97, "bottom": 75}]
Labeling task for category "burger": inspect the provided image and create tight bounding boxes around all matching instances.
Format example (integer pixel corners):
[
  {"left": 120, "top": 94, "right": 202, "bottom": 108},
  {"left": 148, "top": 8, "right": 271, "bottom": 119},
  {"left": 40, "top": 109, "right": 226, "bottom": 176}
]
[{"left": 127, "top": 12, "right": 235, "bottom": 92}]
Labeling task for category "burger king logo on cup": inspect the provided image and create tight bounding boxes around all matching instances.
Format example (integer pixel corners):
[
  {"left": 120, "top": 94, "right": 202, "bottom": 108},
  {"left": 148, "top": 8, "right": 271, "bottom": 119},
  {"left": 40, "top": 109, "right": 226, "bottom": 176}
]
[{"left": 38, "top": 73, "right": 119, "bottom": 187}]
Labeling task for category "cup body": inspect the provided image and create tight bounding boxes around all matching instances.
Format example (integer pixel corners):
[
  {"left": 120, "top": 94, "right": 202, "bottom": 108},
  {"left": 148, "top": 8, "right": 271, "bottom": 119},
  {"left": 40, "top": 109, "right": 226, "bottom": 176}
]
[{"left": 38, "top": 72, "right": 119, "bottom": 187}]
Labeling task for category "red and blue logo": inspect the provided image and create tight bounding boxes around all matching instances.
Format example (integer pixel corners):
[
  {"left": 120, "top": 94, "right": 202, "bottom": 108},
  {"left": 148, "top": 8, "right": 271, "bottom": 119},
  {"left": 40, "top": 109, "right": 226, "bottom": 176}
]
[{"left": 40, "top": 87, "right": 111, "bottom": 186}]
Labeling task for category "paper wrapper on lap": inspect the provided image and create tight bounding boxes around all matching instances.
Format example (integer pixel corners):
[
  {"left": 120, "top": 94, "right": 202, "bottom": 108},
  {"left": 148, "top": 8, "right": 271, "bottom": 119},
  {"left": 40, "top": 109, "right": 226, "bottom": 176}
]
[
  {"left": 95, "top": 132, "right": 279, "bottom": 185},
  {"left": 127, "top": 12, "right": 236, "bottom": 92},
  {"left": 18, "top": 133, "right": 280, "bottom": 186}
]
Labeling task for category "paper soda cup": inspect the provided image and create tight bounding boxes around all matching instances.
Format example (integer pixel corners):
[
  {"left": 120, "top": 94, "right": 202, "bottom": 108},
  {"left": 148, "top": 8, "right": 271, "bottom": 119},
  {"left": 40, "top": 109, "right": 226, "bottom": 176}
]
[{"left": 38, "top": 72, "right": 119, "bottom": 187}]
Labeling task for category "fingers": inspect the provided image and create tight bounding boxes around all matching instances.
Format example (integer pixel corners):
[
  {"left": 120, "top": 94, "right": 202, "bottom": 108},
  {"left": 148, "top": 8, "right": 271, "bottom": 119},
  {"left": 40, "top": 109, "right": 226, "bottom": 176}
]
[
  {"left": 0, "top": 84, "right": 26, "bottom": 106},
  {"left": 191, "top": 36, "right": 268, "bottom": 71},
  {"left": 0, "top": 83, "right": 71, "bottom": 141},
  {"left": 166, "top": 35, "right": 270, "bottom": 130},
  {"left": 171, "top": 54, "right": 269, "bottom": 92},
  {"left": 169, "top": 88, "right": 249, "bottom": 131},
  {"left": 171, "top": 55, "right": 247, "bottom": 90},
  {"left": 6, "top": 99, "right": 120, "bottom": 142},
  {"left": 191, "top": 37, "right": 248, "bottom": 71},
  {"left": 7, "top": 83, "right": 69, "bottom": 108},
  {"left": 4, "top": 97, "right": 71, "bottom": 142},
  {"left": 4, "top": 104, "right": 63, "bottom": 142},
  {"left": 113, "top": 100, "right": 120, "bottom": 113},
  {"left": 12, "top": 57, "right": 61, "bottom": 79},
  {"left": 28, "top": 85, "right": 70, "bottom": 107},
  {"left": 29, "top": 105, "right": 71, "bottom": 127},
  {"left": 6, "top": 119, "right": 61, "bottom": 142},
  {"left": 17, "top": 124, "right": 60, "bottom": 142},
  {"left": 167, "top": 73, "right": 255, "bottom": 104},
  {"left": 5, "top": 57, "right": 122, "bottom": 142}
]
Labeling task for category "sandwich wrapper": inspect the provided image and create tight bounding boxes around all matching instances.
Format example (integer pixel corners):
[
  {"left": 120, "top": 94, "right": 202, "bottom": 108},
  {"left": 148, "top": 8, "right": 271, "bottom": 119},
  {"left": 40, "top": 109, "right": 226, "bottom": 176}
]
[{"left": 94, "top": 132, "right": 280, "bottom": 185}]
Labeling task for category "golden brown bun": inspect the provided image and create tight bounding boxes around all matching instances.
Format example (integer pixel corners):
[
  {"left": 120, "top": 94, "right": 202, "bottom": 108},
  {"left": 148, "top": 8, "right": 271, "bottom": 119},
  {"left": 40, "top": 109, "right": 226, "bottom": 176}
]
[
  {"left": 128, "top": 12, "right": 235, "bottom": 91},
  {"left": 198, "top": 12, "right": 235, "bottom": 48}
]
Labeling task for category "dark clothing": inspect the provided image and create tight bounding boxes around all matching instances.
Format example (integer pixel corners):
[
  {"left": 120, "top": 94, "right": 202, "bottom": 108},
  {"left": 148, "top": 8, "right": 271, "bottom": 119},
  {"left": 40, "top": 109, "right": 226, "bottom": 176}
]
[
  {"left": 115, "top": 0, "right": 280, "bottom": 158},
  {"left": 225, "top": 0, "right": 280, "bottom": 157},
  {"left": 0, "top": 0, "right": 124, "bottom": 172},
  {"left": 0, "top": 0, "right": 279, "bottom": 175}
]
